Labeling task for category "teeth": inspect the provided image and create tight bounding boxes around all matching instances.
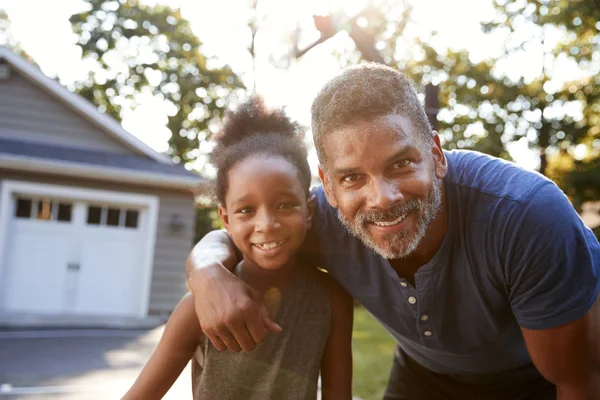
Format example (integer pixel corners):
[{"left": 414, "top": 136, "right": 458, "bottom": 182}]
[
  {"left": 373, "top": 214, "right": 406, "bottom": 227},
  {"left": 254, "top": 241, "right": 284, "bottom": 250}
]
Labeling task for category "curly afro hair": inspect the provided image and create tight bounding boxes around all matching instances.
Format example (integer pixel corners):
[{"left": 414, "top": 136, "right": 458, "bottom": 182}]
[{"left": 207, "top": 95, "right": 311, "bottom": 205}]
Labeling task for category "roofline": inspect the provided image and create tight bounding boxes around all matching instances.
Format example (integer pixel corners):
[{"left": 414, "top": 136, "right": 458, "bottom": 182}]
[
  {"left": 0, "top": 46, "right": 173, "bottom": 164},
  {"left": 0, "top": 154, "right": 202, "bottom": 191}
]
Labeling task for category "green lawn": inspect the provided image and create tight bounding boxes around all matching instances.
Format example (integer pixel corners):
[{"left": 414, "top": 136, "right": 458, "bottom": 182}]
[{"left": 352, "top": 307, "right": 397, "bottom": 400}]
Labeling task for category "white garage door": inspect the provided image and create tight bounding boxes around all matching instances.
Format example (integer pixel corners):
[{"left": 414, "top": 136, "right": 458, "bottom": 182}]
[{"left": 1, "top": 192, "right": 154, "bottom": 318}]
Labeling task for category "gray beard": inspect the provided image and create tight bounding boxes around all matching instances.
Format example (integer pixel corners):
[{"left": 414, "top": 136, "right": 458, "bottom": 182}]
[{"left": 337, "top": 179, "right": 443, "bottom": 259}]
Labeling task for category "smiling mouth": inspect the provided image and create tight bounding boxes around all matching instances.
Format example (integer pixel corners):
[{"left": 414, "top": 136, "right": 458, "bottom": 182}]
[
  {"left": 370, "top": 213, "right": 407, "bottom": 227},
  {"left": 252, "top": 240, "right": 285, "bottom": 251}
]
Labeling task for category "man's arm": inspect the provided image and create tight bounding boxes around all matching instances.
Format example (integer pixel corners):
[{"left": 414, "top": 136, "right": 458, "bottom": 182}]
[
  {"left": 185, "top": 230, "right": 281, "bottom": 352},
  {"left": 521, "top": 297, "right": 600, "bottom": 400},
  {"left": 505, "top": 182, "right": 600, "bottom": 398},
  {"left": 185, "top": 229, "right": 238, "bottom": 280}
]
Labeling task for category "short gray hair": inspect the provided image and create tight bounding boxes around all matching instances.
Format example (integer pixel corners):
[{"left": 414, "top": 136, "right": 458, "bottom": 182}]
[{"left": 311, "top": 63, "right": 432, "bottom": 169}]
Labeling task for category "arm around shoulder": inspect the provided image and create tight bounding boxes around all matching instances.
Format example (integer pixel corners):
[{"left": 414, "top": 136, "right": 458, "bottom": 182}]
[
  {"left": 320, "top": 275, "right": 354, "bottom": 400},
  {"left": 185, "top": 229, "right": 238, "bottom": 280},
  {"left": 185, "top": 229, "right": 283, "bottom": 352}
]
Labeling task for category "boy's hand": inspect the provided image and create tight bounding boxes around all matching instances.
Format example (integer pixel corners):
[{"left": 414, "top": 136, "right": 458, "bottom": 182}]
[{"left": 188, "top": 265, "right": 282, "bottom": 352}]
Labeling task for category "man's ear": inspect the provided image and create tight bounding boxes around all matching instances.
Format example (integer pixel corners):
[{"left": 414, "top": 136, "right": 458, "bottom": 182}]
[
  {"left": 217, "top": 204, "right": 232, "bottom": 236},
  {"left": 431, "top": 133, "right": 448, "bottom": 179},
  {"left": 318, "top": 165, "right": 338, "bottom": 208}
]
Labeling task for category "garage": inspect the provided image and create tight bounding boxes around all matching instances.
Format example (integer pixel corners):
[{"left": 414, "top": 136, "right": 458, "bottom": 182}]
[
  {"left": 0, "top": 47, "right": 202, "bottom": 327},
  {"left": 0, "top": 180, "right": 159, "bottom": 319}
]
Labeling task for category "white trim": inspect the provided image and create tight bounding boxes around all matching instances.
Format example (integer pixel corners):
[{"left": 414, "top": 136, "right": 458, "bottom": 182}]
[
  {"left": 0, "top": 47, "right": 171, "bottom": 164},
  {"left": 0, "top": 154, "right": 201, "bottom": 190},
  {"left": 0, "top": 180, "right": 160, "bottom": 318}
]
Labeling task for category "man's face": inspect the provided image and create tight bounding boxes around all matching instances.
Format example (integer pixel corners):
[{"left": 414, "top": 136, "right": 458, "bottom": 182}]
[{"left": 318, "top": 113, "right": 447, "bottom": 259}]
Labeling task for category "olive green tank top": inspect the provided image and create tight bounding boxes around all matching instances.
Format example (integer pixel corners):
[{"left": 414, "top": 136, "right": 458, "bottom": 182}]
[{"left": 192, "top": 265, "right": 332, "bottom": 400}]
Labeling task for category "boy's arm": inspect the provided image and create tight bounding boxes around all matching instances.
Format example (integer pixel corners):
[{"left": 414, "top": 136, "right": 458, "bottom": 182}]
[
  {"left": 320, "top": 277, "right": 354, "bottom": 400},
  {"left": 121, "top": 294, "right": 202, "bottom": 400},
  {"left": 186, "top": 229, "right": 281, "bottom": 352}
]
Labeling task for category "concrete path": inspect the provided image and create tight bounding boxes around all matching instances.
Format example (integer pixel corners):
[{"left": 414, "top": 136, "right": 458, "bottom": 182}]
[{"left": 0, "top": 327, "right": 192, "bottom": 399}]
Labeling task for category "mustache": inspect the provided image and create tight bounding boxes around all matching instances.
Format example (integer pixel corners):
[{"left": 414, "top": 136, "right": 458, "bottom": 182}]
[{"left": 355, "top": 200, "right": 423, "bottom": 224}]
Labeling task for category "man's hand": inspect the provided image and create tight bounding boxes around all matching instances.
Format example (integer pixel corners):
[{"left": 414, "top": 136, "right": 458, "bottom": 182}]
[{"left": 187, "top": 264, "right": 282, "bottom": 352}]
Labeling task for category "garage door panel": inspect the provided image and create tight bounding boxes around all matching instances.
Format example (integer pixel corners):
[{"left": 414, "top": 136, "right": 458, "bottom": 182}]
[
  {"left": 4, "top": 231, "right": 70, "bottom": 313},
  {"left": 76, "top": 235, "right": 141, "bottom": 316}
]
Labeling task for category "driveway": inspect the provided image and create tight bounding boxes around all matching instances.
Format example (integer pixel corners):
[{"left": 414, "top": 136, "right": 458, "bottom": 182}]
[{"left": 0, "top": 327, "right": 192, "bottom": 400}]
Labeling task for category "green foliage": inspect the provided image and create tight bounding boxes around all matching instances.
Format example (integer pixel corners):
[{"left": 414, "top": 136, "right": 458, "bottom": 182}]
[
  {"left": 483, "top": 0, "right": 600, "bottom": 176},
  {"left": 70, "top": 0, "right": 244, "bottom": 165},
  {"left": 563, "top": 158, "right": 600, "bottom": 209},
  {"left": 194, "top": 207, "right": 222, "bottom": 244},
  {"left": 352, "top": 306, "right": 396, "bottom": 399}
]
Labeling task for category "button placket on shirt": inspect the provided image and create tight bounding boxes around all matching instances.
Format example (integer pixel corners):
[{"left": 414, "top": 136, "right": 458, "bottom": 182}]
[
  {"left": 415, "top": 271, "right": 435, "bottom": 344},
  {"left": 396, "top": 279, "right": 419, "bottom": 319}
]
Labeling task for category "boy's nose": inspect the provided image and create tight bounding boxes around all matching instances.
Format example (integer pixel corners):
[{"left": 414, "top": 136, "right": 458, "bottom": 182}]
[{"left": 255, "top": 211, "right": 281, "bottom": 233}]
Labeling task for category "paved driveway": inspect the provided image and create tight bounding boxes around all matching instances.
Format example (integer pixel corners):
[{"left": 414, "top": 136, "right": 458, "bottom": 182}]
[{"left": 0, "top": 328, "right": 192, "bottom": 400}]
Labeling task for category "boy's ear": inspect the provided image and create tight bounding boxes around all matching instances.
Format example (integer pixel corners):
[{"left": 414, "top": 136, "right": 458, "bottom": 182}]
[
  {"left": 217, "top": 204, "right": 231, "bottom": 235},
  {"left": 306, "top": 195, "right": 315, "bottom": 230}
]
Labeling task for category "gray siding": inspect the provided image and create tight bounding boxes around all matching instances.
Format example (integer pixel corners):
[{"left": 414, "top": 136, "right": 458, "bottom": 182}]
[
  {"left": 0, "top": 170, "right": 196, "bottom": 314},
  {"left": 0, "top": 68, "right": 137, "bottom": 155}
]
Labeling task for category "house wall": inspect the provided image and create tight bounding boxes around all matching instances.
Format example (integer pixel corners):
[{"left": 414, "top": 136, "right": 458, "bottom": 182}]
[
  {"left": 0, "top": 67, "right": 138, "bottom": 155},
  {"left": 0, "top": 170, "right": 197, "bottom": 314}
]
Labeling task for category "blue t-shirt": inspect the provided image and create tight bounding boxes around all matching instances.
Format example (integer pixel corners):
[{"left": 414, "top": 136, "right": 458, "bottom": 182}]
[{"left": 304, "top": 150, "right": 600, "bottom": 378}]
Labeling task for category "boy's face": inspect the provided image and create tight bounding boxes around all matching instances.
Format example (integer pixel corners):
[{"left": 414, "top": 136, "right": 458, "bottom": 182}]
[{"left": 219, "top": 155, "right": 312, "bottom": 270}]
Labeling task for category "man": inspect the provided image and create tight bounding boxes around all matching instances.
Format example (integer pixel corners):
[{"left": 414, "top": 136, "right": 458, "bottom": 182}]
[{"left": 186, "top": 63, "right": 600, "bottom": 399}]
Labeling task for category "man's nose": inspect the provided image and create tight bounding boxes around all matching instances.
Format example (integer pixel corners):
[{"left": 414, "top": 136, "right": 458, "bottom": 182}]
[
  {"left": 255, "top": 210, "right": 281, "bottom": 233},
  {"left": 368, "top": 177, "right": 404, "bottom": 210}
]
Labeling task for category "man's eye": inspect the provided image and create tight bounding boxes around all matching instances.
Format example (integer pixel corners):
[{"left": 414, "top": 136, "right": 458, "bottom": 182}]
[
  {"left": 342, "top": 174, "right": 361, "bottom": 183},
  {"left": 393, "top": 160, "right": 410, "bottom": 169}
]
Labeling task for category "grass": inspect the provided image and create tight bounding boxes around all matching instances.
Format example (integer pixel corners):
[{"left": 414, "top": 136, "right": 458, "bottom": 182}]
[{"left": 352, "top": 307, "right": 397, "bottom": 400}]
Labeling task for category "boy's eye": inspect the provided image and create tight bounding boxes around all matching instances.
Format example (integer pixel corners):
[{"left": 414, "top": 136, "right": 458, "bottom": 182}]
[
  {"left": 278, "top": 203, "right": 296, "bottom": 209},
  {"left": 237, "top": 207, "right": 254, "bottom": 214}
]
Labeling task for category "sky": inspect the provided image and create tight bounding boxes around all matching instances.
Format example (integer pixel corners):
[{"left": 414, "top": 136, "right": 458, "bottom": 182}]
[{"left": 1, "top": 0, "right": 545, "bottom": 171}]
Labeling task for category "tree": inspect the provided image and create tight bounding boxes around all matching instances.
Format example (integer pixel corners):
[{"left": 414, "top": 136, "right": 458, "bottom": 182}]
[
  {"left": 70, "top": 0, "right": 244, "bottom": 166},
  {"left": 484, "top": 0, "right": 599, "bottom": 177},
  {"left": 70, "top": 0, "right": 244, "bottom": 242}
]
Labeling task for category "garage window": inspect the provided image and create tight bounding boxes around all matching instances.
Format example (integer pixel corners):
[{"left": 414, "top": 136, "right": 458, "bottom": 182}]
[
  {"left": 15, "top": 198, "right": 32, "bottom": 218},
  {"left": 125, "top": 210, "right": 139, "bottom": 228},
  {"left": 14, "top": 196, "right": 72, "bottom": 222},
  {"left": 36, "top": 199, "right": 53, "bottom": 220},
  {"left": 86, "top": 205, "right": 139, "bottom": 229},
  {"left": 57, "top": 203, "right": 73, "bottom": 222}
]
